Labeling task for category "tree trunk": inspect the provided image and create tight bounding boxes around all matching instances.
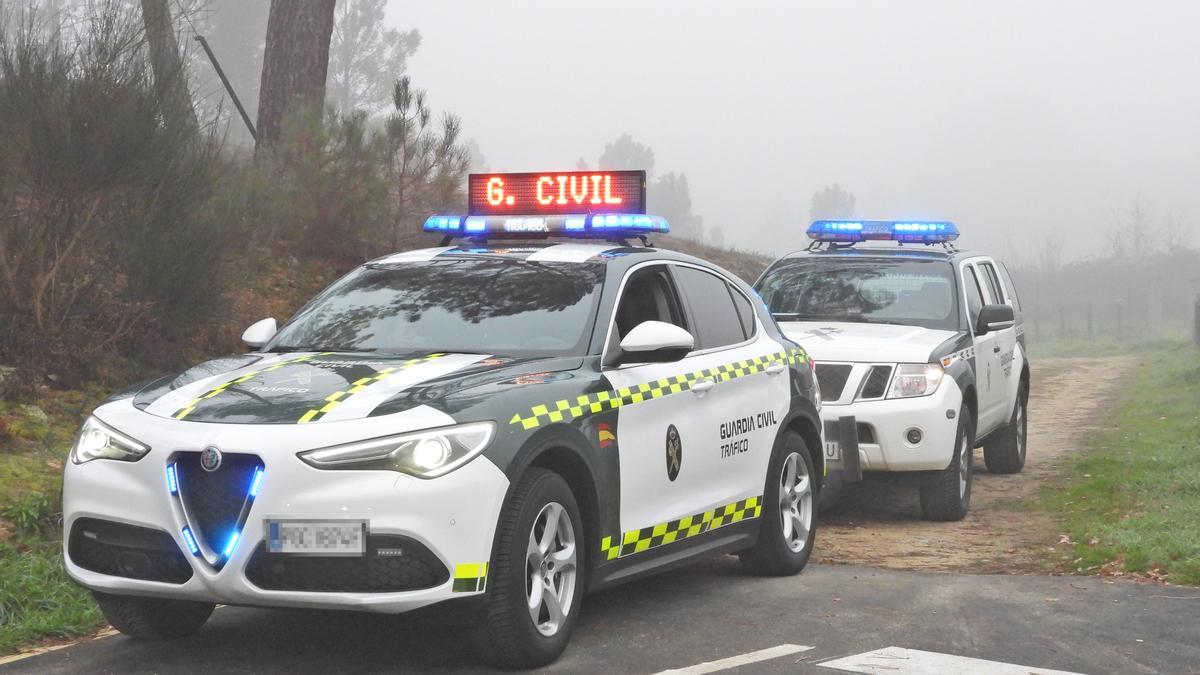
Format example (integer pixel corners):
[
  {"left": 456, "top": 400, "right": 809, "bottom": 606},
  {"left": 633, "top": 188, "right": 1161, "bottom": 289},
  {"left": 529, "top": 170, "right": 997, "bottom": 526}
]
[
  {"left": 255, "top": 0, "right": 337, "bottom": 150},
  {"left": 140, "top": 0, "right": 199, "bottom": 138}
]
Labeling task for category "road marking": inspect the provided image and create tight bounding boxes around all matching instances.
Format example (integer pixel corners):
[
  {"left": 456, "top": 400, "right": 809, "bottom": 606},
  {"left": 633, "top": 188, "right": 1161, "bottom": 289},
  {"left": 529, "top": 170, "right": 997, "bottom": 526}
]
[
  {"left": 656, "top": 644, "right": 814, "bottom": 674},
  {"left": 819, "top": 647, "right": 1084, "bottom": 674}
]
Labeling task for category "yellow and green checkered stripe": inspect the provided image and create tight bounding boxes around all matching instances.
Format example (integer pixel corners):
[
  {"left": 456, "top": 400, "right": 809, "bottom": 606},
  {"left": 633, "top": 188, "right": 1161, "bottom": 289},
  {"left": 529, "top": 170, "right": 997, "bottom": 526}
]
[
  {"left": 297, "top": 353, "right": 445, "bottom": 424},
  {"left": 172, "top": 353, "right": 329, "bottom": 420},
  {"left": 600, "top": 496, "right": 763, "bottom": 560},
  {"left": 509, "top": 348, "right": 806, "bottom": 431},
  {"left": 452, "top": 562, "right": 489, "bottom": 592}
]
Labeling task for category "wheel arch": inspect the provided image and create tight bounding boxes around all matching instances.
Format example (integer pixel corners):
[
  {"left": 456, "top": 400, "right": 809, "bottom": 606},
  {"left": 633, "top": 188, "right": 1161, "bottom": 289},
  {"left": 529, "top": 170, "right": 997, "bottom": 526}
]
[{"left": 780, "top": 403, "right": 823, "bottom": 490}]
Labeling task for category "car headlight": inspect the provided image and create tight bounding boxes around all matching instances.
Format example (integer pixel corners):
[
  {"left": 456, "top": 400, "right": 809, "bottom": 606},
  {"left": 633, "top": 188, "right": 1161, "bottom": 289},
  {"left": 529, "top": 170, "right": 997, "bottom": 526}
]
[
  {"left": 71, "top": 416, "right": 150, "bottom": 464},
  {"left": 887, "top": 363, "right": 945, "bottom": 399},
  {"left": 297, "top": 422, "right": 496, "bottom": 479}
]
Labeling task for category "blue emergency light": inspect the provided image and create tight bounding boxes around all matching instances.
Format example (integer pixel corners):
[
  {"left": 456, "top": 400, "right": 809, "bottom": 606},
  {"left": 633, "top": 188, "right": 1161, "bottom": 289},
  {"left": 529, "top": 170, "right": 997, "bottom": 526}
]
[
  {"left": 423, "top": 213, "right": 670, "bottom": 238},
  {"left": 808, "top": 220, "right": 958, "bottom": 244}
]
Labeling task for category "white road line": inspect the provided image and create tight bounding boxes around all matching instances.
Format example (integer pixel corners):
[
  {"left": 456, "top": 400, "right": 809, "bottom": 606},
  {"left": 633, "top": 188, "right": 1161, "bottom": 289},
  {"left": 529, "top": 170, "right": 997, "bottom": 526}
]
[
  {"left": 656, "top": 644, "right": 815, "bottom": 674},
  {"left": 819, "top": 647, "right": 1085, "bottom": 675}
]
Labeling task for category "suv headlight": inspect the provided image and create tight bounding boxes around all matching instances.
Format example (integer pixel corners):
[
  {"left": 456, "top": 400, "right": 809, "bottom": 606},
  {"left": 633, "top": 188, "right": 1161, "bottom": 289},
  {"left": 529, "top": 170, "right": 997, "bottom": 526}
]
[
  {"left": 298, "top": 422, "right": 496, "bottom": 479},
  {"left": 887, "top": 363, "right": 945, "bottom": 399},
  {"left": 71, "top": 416, "right": 150, "bottom": 464}
]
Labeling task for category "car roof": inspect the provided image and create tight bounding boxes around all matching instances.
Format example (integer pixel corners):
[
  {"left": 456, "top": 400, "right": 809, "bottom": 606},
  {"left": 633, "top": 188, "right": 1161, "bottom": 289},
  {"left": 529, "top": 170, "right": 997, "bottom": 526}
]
[
  {"left": 778, "top": 244, "right": 984, "bottom": 264},
  {"left": 367, "top": 241, "right": 732, "bottom": 277}
]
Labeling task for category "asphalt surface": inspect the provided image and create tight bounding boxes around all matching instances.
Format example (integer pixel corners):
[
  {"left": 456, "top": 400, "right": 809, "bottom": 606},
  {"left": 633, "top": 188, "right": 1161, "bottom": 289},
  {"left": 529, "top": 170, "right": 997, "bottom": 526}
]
[{"left": 7, "top": 559, "right": 1199, "bottom": 674}]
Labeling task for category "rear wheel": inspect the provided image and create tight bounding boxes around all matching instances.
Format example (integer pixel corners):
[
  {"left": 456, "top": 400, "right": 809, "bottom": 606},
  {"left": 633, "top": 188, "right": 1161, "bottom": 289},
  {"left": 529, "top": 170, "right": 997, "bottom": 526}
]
[
  {"left": 739, "top": 430, "right": 816, "bottom": 576},
  {"left": 92, "top": 591, "right": 214, "bottom": 640},
  {"left": 919, "top": 406, "right": 974, "bottom": 521},
  {"left": 984, "top": 381, "right": 1028, "bottom": 474},
  {"left": 472, "top": 468, "right": 584, "bottom": 669}
]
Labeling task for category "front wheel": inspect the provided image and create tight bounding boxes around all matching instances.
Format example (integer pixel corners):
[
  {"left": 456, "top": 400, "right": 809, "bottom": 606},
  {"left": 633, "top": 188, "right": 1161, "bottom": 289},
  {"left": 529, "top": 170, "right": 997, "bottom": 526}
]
[
  {"left": 984, "top": 381, "right": 1028, "bottom": 474},
  {"left": 739, "top": 430, "right": 817, "bottom": 576},
  {"left": 919, "top": 405, "right": 974, "bottom": 521},
  {"left": 92, "top": 591, "right": 214, "bottom": 640},
  {"left": 472, "top": 468, "right": 584, "bottom": 669}
]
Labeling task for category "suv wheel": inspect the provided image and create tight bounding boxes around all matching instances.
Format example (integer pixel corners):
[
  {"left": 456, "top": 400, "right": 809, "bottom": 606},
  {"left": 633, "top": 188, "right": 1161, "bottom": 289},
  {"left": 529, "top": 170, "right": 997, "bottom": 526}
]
[
  {"left": 984, "top": 381, "right": 1028, "bottom": 474},
  {"left": 92, "top": 591, "right": 214, "bottom": 640},
  {"left": 472, "top": 468, "right": 584, "bottom": 669},
  {"left": 739, "top": 430, "right": 817, "bottom": 576},
  {"left": 919, "top": 405, "right": 974, "bottom": 521}
]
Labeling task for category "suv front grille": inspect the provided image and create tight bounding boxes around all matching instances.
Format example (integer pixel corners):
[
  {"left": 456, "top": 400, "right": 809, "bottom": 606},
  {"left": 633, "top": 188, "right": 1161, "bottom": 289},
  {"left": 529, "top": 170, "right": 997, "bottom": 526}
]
[
  {"left": 815, "top": 363, "right": 853, "bottom": 401},
  {"left": 68, "top": 518, "right": 192, "bottom": 584},
  {"left": 244, "top": 534, "right": 449, "bottom": 593},
  {"left": 859, "top": 365, "right": 893, "bottom": 399},
  {"left": 174, "top": 451, "right": 263, "bottom": 556}
]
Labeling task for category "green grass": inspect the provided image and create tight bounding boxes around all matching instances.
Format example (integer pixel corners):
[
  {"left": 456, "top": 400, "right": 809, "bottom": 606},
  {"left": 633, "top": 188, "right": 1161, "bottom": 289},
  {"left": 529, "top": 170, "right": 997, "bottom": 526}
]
[
  {"left": 0, "top": 538, "right": 104, "bottom": 653},
  {"left": 1041, "top": 342, "right": 1200, "bottom": 584},
  {"left": 1026, "top": 336, "right": 1192, "bottom": 359}
]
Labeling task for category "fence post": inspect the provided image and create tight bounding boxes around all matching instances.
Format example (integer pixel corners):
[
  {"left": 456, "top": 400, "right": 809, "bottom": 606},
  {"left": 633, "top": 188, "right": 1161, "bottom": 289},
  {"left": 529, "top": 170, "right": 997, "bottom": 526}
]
[
  {"left": 1194, "top": 293, "right": 1200, "bottom": 347},
  {"left": 1116, "top": 300, "right": 1123, "bottom": 341},
  {"left": 1059, "top": 304, "right": 1066, "bottom": 338},
  {"left": 1087, "top": 301, "right": 1093, "bottom": 340}
]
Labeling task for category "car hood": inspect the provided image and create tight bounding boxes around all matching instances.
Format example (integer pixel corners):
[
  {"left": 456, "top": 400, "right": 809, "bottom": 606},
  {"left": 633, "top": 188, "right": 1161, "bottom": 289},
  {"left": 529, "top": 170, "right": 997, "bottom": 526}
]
[
  {"left": 777, "top": 321, "right": 960, "bottom": 363},
  {"left": 132, "top": 351, "right": 580, "bottom": 425}
]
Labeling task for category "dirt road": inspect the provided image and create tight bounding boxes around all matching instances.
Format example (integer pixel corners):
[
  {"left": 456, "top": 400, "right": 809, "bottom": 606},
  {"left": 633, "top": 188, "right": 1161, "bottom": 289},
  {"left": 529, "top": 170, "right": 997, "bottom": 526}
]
[{"left": 816, "top": 356, "right": 1135, "bottom": 573}]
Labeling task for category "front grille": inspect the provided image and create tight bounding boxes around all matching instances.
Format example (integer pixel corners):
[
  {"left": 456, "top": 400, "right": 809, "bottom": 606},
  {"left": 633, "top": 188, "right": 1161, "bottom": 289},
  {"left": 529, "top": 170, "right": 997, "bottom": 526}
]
[
  {"left": 815, "top": 363, "right": 853, "bottom": 401},
  {"left": 174, "top": 451, "right": 263, "bottom": 555},
  {"left": 859, "top": 365, "right": 893, "bottom": 399},
  {"left": 68, "top": 518, "right": 192, "bottom": 584},
  {"left": 245, "top": 534, "right": 449, "bottom": 593}
]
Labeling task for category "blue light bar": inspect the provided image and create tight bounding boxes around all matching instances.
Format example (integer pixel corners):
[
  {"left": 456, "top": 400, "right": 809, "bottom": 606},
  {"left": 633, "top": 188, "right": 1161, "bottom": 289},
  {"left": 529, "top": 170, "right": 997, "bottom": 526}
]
[
  {"left": 248, "top": 468, "right": 264, "bottom": 499},
  {"left": 223, "top": 530, "right": 241, "bottom": 558},
  {"left": 166, "top": 464, "right": 178, "bottom": 495},
  {"left": 808, "top": 220, "right": 958, "bottom": 244},
  {"left": 181, "top": 526, "right": 200, "bottom": 555},
  {"left": 423, "top": 213, "right": 669, "bottom": 239}
]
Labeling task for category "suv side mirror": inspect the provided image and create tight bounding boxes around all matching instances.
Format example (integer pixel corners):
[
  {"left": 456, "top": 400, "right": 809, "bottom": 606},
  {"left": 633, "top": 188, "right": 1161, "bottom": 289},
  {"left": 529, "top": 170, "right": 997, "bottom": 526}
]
[
  {"left": 241, "top": 317, "right": 278, "bottom": 349},
  {"left": 616, "top": 321, "right": 694, "bottom": 365},
  {"left": 975, "top": 304, "right": 1014, "bottom": 335}
]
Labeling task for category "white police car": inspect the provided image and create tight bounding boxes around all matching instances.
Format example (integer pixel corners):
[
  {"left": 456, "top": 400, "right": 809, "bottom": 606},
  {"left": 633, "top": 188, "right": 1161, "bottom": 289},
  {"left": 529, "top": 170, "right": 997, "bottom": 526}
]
[
  {"left": 63, "top": 170, "right": 822, "bottom": 667},
  {"left": 754, "top": 220, "right": 1028, "bottom": 521}
]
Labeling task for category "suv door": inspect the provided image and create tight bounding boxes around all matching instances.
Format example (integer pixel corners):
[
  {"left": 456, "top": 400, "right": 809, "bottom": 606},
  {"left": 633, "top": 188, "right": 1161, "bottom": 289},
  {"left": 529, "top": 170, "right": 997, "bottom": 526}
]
[
  {"left": 978, "top": 259, "right": 1021, "bottom": 425},
  {"left": 962, "top": 261, "right": 1005, "bottom": 433},
  {"left": 671, "top": 265, "right": 789, "bottom": 514},
  {"left": 602, "top": 264, "right": 720, "bottom": 534}
]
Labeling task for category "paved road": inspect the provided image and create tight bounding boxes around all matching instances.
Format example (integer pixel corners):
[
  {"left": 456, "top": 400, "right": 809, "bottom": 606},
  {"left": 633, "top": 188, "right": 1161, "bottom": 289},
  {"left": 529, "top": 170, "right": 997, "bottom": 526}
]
[{"left": 7, "top": 560, "right": 1199, "bottom": 674}]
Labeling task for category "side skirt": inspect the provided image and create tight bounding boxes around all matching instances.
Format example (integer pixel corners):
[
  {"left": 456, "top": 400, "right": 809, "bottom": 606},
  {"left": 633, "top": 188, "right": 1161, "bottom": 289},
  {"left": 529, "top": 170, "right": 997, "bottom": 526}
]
[{"left": 586, "top": 519, "right": 759, "bottom": 592}]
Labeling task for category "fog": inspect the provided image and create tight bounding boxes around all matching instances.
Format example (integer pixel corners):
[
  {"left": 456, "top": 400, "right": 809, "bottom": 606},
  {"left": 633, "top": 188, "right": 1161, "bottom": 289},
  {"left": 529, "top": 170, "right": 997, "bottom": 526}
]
[{"left": 377, "top": 0, "right": 1200, "bottom": 259}]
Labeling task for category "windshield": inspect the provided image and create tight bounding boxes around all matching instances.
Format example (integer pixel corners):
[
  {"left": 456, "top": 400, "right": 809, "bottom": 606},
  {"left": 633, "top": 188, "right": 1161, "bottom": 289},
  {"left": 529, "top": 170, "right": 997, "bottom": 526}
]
[
  {"left": 755, "top": 257, "right": 960, "bottom": 331},
  {"left": 268, "top": 257, "right": 606, "bottom": 357}
]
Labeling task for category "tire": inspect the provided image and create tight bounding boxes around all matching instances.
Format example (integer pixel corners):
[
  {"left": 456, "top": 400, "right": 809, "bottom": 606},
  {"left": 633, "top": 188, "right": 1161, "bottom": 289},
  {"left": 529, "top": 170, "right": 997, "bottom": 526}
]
[
  {"left": 919, "top": 405, "right": 974, "bottom": 521},
  {"left": 92, "top": 591, "right": 214, "bottom": 640},
  {"left": 739, "top": 430, "right": 817, "bottom": 576},
  {"left": 471, "top": 468, "right": 585, "bottom": 669},
  {"left": 984, "top": 381, "right": 1028, "bottom": 474}
]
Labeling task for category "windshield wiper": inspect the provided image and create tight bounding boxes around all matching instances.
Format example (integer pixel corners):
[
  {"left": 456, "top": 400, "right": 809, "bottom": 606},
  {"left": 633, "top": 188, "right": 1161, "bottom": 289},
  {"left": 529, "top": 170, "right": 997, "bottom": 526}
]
[{"left": 270, "top": 346, "right": 377, "bottom": 353}]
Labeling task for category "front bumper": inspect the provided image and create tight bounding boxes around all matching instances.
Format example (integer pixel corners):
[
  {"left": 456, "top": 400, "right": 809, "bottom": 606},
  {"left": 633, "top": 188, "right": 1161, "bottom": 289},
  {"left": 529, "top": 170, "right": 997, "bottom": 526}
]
[
  {"left": 822, "top": 377, "right": 963, "bottom": 473},
  {"left": 62, "top": 400, "right": 509, "bottom": 614}
]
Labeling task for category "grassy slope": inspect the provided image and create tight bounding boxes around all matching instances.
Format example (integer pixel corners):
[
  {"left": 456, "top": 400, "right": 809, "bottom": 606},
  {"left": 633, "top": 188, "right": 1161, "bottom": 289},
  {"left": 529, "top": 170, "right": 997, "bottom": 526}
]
[{"left": 1041, "top": 342, "right": 1200, "bottom": 584}]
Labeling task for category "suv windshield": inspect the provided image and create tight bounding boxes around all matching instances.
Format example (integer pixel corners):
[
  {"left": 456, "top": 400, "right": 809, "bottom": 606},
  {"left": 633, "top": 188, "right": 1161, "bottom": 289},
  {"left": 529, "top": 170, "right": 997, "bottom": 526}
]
[
  {"left": 268, "top": 257, "right": 606, "bottom": 357},
  {"left": 756, "top": 257, "right": 960, "bottom": 331}
]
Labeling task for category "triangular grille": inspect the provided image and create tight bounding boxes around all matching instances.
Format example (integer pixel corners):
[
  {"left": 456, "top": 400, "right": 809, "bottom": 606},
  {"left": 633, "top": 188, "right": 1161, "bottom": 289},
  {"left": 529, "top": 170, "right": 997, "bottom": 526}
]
[{"left": 175, "top": 452, "right": 262, "bottom": 557}]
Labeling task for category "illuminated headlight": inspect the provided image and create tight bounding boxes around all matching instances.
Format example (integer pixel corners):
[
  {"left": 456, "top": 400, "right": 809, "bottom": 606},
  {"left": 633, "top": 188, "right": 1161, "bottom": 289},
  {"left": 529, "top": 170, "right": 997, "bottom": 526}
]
[
  {"left": 71, "top": 416, "right": 150, "bottom": 464},
  {"left": 298, "top": 422, "right": 496, "bottom": 479},
  {"left": 887, "top": 363, "right": 945, "bottom": 399}
]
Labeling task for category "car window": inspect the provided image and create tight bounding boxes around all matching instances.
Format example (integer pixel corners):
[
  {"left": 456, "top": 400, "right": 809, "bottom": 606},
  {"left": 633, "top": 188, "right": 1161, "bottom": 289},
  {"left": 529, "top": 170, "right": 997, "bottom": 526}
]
[
  {"left": 728, "top": 284, "right": 758, "bottom": 340},
  {"left": 997, "top": 262, "right": 1022, "bottom": 312},
  {"left": 963, "top": 265, "right": 985, "bottom": 326},
  {"left": 612, "top": 266, "right": 687, "bottom": 343},
  {"left": 673, "top": 266, "right": 748, "bottom": 349},
  {"left": 979, "top": 262, "right": 1006, "bottom": 305}
]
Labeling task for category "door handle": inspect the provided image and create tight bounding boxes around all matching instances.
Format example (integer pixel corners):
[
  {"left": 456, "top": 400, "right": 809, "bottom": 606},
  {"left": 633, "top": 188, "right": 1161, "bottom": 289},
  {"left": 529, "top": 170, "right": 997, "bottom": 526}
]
[
  {"left": 691, "top": 379, "right": 716, "bottom": 394},
  {"left": 765, "top": 363, "right": 787, "bottom": 376},
  {"left": 993, "top": 346, "right": 1001, "bottom": 353}
]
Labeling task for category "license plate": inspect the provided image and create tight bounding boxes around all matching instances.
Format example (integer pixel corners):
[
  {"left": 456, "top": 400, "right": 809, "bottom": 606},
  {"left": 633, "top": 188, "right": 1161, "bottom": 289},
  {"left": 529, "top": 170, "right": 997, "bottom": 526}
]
[
  {"left": 824, "top": 440, "right": 841, "bottom": 461},
  {"left": 266, "top": 520, "right": 366, "bottom": 556}
]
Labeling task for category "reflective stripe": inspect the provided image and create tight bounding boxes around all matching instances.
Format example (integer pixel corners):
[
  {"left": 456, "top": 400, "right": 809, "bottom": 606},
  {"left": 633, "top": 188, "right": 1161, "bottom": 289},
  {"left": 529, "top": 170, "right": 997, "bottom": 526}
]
[
  {"left": 600, "top": 496, "right": 763, "bottom": 561},
  {"left": 452, "top": 561, "right": 489, "bottom": 593},
  {"left": 172, "top": 353, "right": 327, "bottom": 420},
  {"left": 509, "top": 348, "right": 807, "bottom": 430},
  {"left": 296, "top": 353, "right": 445, "bottom": 424}
]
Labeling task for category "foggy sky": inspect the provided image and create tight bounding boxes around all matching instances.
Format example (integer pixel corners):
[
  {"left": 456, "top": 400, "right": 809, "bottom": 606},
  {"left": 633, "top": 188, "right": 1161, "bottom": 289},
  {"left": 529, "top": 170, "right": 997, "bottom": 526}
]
[{"left": 387, "top": 1, "right": 1200, "bottom": 261}]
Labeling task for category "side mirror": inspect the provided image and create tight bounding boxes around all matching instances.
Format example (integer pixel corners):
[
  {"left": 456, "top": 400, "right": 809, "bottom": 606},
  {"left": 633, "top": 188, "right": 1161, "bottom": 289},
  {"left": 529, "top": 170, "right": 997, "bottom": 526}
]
[
  {"left": 975, "top": 304, "right": 1015, "bottom": 335},
  {"left": 241, "top": 317, "right": 277, "bottom": 349},
  {"left": 616, "top": 321, "right": 694, "bottom": 365}
]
